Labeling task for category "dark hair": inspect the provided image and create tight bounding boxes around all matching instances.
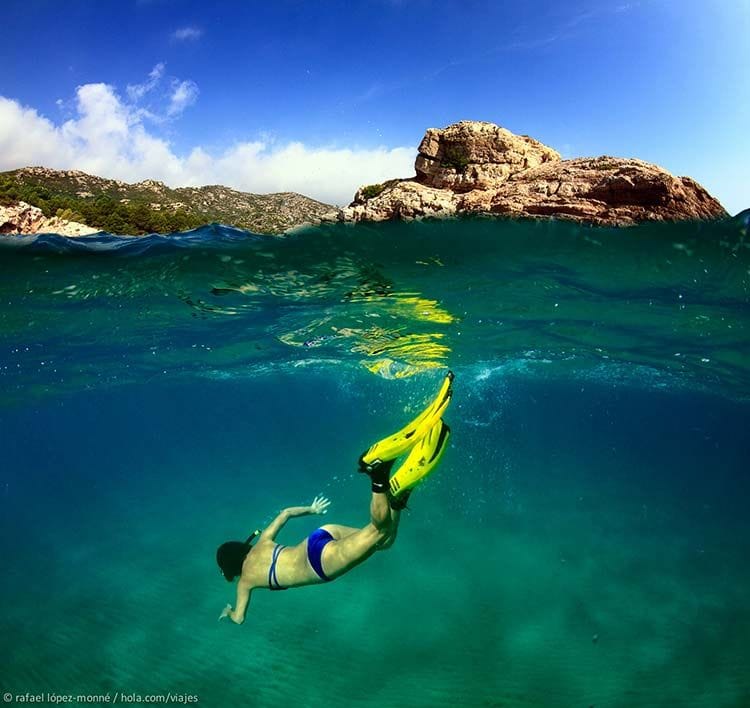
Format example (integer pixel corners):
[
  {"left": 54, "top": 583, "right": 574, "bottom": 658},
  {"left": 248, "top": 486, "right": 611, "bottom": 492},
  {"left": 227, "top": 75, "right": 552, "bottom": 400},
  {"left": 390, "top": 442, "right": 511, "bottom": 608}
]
[{"left": 216, "top": 541, "right": 252, "bottom": 582}]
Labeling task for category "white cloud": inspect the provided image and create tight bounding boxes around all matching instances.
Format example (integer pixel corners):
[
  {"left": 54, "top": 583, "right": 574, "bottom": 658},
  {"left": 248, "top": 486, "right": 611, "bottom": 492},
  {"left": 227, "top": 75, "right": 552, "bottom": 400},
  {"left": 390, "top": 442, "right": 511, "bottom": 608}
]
[
  {"left": 207, "top": 141, "right": 415, "bottom": 205},
  {"left": 172, "top": 26, "right": 203, "bottom": 41},
  {"left": 0, "top": 86, "right": 415, "bottom": 206},
  {"left": 126, "top": 62, "right": 165, "bottom": 102},
  {"left": 167, "top": 79, "right": 199, "bottom": 116},
  {"left": 0, "top": 97, "right": 74, "bottom": 169}
]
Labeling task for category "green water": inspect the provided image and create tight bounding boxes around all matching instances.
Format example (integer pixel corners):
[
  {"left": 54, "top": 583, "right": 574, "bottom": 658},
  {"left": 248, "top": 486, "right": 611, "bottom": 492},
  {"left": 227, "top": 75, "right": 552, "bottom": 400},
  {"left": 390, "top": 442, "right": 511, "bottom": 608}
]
[{"left": 1, "top": 217, "right": 749, "bottom": 707}]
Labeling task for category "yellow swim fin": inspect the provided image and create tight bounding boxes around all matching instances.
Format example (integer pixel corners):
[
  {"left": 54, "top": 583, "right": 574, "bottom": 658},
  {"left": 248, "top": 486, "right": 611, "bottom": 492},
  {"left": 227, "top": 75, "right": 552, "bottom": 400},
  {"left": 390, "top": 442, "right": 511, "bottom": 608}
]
[
  {"left": 388, "top": 418, "right": 450, "bottom": 500},
  {"left": 358, "top": 371, "right": 453, "bottom": 473}
]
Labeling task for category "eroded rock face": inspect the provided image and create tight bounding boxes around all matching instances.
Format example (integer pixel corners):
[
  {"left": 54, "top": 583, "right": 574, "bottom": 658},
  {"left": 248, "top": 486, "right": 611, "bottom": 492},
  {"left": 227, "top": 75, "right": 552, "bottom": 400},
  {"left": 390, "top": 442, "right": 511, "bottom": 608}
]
[
  {"left": 416, "top": 121, "right": 560, "bottom": 192},
  {"left": 338, "top": 121, "right": 727, "bottom": 226},
  {"left": 483, "top": 157, "right": 727, "bottom": 225},
  {"left": 0, "top": 201, "right": 99, "bottom": 236},
  {"left": 349, "top": 179, "right": 458, "bottom": 219}
]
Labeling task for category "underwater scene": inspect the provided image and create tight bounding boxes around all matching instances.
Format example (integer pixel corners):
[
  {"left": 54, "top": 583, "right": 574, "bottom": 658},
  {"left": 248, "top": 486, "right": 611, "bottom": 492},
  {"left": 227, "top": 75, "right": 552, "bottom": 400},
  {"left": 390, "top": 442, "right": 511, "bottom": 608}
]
[{"left": 1, "top": 215, "right": 749, "bottom": 707}]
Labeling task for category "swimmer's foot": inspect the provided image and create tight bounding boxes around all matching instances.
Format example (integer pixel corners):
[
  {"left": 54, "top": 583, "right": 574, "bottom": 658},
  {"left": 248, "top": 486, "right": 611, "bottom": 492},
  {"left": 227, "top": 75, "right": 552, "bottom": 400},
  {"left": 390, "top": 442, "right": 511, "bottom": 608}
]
[
  {"left": 358, "top": 372, "right": 453, "bottom": 474},
  {"left": 359, "top": 457, "right": 395, "bottom": 494}
]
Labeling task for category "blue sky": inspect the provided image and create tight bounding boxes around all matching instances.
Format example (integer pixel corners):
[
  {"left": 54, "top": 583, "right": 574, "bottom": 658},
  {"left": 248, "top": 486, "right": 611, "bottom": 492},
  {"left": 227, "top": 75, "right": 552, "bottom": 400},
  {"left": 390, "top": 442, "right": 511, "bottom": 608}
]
[{"left": 0, "top": 0, "right": 747, "bottom": 212}]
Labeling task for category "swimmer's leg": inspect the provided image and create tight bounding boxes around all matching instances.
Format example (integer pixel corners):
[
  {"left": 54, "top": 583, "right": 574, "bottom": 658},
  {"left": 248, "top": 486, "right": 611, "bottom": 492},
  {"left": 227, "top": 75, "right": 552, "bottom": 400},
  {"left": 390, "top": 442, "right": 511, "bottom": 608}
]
[
  {"left": 376, "top": 506, "right": 402, "bottom": 550},
  {"left": 370, "top": 487, "right": 392, "bottom": 534},
  {"left": 359, "top": 454, "right": 395, "bottom": 533},
  {"left": 321, "top": 490, "right": 392, "bottom": 578},
  {"left": 360, "top": 448, "right": 409, "bottom": 551}
]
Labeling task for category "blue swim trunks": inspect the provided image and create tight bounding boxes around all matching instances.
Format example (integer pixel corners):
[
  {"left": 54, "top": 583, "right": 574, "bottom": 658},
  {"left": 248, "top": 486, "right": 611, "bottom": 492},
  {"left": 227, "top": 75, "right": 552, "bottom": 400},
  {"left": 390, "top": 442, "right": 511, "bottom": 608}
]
[{"left": 307, "top": 528, "right": 334, "bottom": 581}]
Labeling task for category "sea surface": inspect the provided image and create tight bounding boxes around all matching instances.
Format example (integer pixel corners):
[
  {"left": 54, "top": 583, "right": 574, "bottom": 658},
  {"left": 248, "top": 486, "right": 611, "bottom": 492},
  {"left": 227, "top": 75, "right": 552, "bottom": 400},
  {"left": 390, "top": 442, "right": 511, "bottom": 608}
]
[{"left": 1, "top": 215, "right": 749, "bottom": 707}]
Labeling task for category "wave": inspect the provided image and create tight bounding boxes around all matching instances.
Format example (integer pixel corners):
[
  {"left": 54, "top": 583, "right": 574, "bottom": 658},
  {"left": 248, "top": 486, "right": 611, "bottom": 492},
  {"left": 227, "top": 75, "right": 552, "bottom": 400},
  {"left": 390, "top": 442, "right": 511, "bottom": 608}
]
[
  {"left": 1, "top": 208, "right": 748, "bottom": 255},
  {"left": 0, "top": 222, "right": 269, "bottom": 255},
  {"left": 0, "top": 216, "right": 748, "bottom": 402}
]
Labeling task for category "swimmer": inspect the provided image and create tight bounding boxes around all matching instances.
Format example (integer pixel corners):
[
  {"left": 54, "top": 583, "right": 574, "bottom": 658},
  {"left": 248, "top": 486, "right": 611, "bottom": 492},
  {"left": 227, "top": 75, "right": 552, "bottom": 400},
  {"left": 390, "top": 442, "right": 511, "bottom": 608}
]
[{"left": 217, "top": 373, "right": 453, "bottom": 624}]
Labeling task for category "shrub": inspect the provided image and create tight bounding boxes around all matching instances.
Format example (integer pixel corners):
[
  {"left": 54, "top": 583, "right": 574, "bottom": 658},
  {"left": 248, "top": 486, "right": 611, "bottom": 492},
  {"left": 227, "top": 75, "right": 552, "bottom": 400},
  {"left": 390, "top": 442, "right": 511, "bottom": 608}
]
[
  {"left": 360, "top": 183, "right": 386, "bottom": 200},
  {"left": 440, "top": 145, "right": 470, "bottom": 173}
]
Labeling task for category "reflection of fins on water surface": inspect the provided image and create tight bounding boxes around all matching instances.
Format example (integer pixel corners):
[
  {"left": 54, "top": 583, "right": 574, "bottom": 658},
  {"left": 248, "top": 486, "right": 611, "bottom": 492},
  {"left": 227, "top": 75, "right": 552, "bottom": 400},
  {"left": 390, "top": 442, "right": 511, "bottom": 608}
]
[
  {"left": 389, "top": 418, "right": 451, "bottom": 503},
  {"left": 358, "top": 371, "right": 453, "bottom": 473}
]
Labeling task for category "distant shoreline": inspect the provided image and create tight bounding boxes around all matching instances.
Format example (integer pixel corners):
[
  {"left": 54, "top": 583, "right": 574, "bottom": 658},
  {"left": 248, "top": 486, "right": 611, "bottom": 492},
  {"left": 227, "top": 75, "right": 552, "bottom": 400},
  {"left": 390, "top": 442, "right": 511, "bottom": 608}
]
[{"left": 0, "top": 167, "right": 335, "bottom": 236}]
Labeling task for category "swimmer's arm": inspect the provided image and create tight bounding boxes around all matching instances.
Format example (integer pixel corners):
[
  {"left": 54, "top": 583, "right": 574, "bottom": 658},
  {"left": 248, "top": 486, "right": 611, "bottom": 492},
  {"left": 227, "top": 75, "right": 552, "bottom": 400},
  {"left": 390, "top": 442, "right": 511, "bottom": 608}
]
[
  {"left": 259, "top": 497, "right": 330, "bottom": 541},
  {"left": 258, "top": 510, "right": 294, "bottom": 541},
  {"left": 221, "top": 582, "right": 251, "bottom": 625}
]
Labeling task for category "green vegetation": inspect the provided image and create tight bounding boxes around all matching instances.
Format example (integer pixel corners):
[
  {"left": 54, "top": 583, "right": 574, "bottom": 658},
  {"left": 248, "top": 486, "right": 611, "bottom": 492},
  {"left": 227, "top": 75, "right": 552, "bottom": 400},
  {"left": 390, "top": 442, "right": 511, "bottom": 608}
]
[
  {"left": 592, "top": 159, "right": 622, "bottom": 171},
  {"left": 360, "top": 183, "right": 386, "bottom": 200},
  {"left": 0, "top": 175, "right": 206, "bottom": 234},
  {"left": 0, "top": 168, "right": 334, "bottom": 234},
  {"left": 440, "top": 145, "right": 471, "bottom": 173}
]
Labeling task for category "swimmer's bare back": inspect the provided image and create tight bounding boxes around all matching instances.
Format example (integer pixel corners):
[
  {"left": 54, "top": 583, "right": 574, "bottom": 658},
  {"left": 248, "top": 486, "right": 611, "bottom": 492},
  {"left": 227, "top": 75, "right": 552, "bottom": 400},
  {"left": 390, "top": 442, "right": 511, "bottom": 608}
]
[{"left": 218, "top": 492, "right": 401, "bottom": 625}]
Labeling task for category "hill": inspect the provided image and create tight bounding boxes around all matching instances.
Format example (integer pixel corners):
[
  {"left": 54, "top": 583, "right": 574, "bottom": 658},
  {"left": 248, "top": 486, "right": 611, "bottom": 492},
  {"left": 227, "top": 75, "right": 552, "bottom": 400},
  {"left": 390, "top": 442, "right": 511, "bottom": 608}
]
[{"left": 0, "top": 167, "right": 335, "bottom": 235}]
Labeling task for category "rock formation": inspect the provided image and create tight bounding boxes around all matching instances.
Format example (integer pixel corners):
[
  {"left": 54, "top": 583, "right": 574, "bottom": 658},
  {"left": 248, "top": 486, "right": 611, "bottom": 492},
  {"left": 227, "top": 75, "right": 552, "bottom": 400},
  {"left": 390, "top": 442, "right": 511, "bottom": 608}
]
[
  {"left": 0, "top": 201, "right": 99, "bottom": 237},
  {"left": 338, "top": 121, "right": 727, "bottom": 226}
]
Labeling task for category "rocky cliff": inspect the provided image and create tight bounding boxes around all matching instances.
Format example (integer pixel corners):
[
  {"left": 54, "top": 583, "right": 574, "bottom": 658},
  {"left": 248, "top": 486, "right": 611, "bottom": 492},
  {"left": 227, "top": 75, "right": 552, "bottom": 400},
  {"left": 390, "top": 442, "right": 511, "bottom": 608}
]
[
  {"left": 0, "top": 201, "right": 99, "bottom": 236},
  {"left": 338, "top": 121, "right": 727, "bottom": 226}
]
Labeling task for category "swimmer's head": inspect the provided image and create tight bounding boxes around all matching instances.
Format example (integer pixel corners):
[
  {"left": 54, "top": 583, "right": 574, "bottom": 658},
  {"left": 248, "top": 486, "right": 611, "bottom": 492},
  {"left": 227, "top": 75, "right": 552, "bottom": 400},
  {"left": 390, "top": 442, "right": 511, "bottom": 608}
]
[{"left": 216, "top": 540, "right": 253, "bottom": 582}]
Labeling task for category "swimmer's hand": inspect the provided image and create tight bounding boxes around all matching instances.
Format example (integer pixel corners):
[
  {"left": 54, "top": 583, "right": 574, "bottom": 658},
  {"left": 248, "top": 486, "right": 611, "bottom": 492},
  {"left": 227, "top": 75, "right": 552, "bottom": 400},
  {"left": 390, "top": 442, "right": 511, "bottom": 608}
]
[
  {"left": 218, "top": 604, "right": 232, "bottom": 621},
  {"left": 309, "top": 495, "right": 331, "bottom": 515}
]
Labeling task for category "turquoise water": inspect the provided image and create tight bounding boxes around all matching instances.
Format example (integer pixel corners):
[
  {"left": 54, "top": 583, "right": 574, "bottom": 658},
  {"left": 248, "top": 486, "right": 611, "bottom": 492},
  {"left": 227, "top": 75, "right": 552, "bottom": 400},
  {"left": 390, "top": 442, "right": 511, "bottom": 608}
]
[{"left": 1, "top": 216, "right": 749, "bottom": 707}]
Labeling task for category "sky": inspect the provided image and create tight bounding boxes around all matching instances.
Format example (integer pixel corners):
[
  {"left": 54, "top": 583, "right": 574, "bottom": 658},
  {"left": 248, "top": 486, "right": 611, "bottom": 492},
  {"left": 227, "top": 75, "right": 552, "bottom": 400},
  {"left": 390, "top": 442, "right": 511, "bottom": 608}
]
[{"left": 0, "top": 0, "right": 748, "bottom": 212}]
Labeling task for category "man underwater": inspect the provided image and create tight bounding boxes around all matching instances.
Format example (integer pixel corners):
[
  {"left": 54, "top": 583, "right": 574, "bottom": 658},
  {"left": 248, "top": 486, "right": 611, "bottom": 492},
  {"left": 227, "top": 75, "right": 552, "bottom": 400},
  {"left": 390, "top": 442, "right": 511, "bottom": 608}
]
[{"left": 217, "top": 372, "right": 453, "bottom": 624}]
